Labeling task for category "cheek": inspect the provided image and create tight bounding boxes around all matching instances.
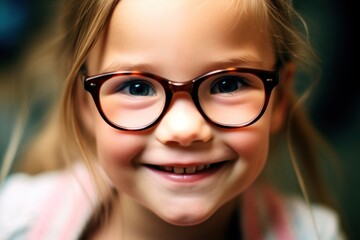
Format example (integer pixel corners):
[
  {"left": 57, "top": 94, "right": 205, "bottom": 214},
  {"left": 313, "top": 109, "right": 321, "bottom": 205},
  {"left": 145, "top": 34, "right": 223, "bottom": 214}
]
[
  {"left": 96, "top": 129, "right": 144, "bottom": 165},
  {"left": 91, "top": 112, "right": 148, "bottom": 183},
  {"left": 230, "top": 128, "right": 269, "bottom": 166},
  {"left": 86, "top": 98, "right": 145, "bottom": 165},
  {"left": 223, "top": 116, "right": 271, "bottom": 186}
]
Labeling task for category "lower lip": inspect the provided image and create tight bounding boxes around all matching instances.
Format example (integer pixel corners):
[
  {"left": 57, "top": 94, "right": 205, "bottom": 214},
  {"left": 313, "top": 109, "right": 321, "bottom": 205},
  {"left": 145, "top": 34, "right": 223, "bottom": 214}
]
[{"left": 146, "top": 164, "right": 225, "bottom": 184}]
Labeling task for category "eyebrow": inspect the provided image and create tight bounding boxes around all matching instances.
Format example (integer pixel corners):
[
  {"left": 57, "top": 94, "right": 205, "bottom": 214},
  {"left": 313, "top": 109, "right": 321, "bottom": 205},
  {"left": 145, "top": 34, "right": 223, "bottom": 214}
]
[
  {"left": 204, "top": 56, "right": 266, "bottom": 70},
  {"left": 101, "top": 62, "right": 159, "bottom": 73},
  {"left": 100, "top": 55, "right": 266, "bottom": 74}
]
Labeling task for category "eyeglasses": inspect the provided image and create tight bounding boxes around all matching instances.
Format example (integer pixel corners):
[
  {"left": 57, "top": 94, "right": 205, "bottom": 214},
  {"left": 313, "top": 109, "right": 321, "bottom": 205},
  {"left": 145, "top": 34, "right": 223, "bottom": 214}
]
[{"left": 83, "top": 67, "right": 279, "bottom": 131}]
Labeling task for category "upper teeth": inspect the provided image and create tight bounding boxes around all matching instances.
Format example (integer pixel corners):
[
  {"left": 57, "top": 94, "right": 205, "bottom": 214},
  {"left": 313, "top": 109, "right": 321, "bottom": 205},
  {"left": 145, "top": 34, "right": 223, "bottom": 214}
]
[{"left": 161, "top": 164, "right": 211, "bottom": 174}]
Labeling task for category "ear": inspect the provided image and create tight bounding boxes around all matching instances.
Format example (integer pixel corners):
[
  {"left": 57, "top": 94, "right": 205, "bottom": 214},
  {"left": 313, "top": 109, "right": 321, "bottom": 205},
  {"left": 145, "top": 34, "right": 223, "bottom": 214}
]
[{"left": 270, "top": 61, "right": 296, "bottom": 133}]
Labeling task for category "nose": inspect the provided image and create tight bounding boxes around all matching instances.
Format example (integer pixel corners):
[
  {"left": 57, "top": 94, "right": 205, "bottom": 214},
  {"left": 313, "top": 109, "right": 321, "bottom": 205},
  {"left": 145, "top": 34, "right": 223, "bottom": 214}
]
[{"left": 154, "top": 93, "right": 213, "bottom": 147}]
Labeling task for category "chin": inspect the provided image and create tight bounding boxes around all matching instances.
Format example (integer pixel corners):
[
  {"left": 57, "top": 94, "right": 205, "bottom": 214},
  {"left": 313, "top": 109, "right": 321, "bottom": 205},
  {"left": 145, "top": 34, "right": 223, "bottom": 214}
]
[
  {"left": 156, "top": 204, "right": 216, "bottom": 226},
  {"left": 163, "top": 213, "right": 212, "bottom": 227}
]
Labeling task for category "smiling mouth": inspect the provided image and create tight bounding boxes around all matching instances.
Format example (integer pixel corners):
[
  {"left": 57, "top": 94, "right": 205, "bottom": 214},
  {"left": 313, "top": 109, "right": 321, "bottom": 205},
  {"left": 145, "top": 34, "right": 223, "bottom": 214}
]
[{"left": 146, "top": 162, "right": 226, "bottom": 174}]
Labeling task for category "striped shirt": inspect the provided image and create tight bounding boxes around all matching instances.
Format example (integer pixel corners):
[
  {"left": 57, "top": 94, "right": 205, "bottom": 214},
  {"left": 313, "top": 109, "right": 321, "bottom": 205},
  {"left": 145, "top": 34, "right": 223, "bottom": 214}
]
[{"left": 0, "top": 163, "right": 345, "bottom": 240}]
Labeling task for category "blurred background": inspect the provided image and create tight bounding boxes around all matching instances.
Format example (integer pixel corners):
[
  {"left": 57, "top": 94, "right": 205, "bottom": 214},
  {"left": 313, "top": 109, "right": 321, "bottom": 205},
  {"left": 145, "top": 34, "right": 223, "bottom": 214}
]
[
  {"left": 0, "top": 0, "right": 359, "bottom": 239},
  {"left": 294, "top": 1, "right": 360, "bottom": 239}
]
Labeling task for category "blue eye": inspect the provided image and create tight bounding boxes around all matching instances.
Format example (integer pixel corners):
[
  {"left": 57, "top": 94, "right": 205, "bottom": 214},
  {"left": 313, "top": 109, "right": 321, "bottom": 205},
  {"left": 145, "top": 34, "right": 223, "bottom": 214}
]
[
  {"left": 210, "top": 76, "right": 247, "bottom": 94},
  {"left": 116, "top": 79, "right": 156, "bottom": 96}
]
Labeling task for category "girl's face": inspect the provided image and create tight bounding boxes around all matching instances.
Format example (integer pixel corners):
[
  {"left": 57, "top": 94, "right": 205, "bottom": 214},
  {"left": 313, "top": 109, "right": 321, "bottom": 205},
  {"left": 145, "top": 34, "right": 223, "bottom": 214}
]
[{"left": 84, "top": 0, "right": 288, "bottom": 226}]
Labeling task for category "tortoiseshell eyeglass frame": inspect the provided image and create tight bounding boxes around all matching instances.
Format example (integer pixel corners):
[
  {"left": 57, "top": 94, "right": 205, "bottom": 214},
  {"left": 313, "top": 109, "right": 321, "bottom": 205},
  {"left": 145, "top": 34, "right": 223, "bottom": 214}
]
[{"left": 82, "top": 67, "right": 279, "bottom": 131}]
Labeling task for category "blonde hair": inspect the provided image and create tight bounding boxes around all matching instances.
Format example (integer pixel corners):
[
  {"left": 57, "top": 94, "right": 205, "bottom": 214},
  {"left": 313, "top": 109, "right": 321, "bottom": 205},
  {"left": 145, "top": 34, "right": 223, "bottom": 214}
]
[{"left": 4, "top": 0, "right": 341, "bottom": 225}]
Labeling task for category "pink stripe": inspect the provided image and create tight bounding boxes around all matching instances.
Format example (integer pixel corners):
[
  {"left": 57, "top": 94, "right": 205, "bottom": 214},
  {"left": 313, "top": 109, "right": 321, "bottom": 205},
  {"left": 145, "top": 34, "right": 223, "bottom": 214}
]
[
  {"left": 242, "top": 186, "right": 263, "bottom": 240},
  {"left": 263, "top": 185, "right": 294, "bottom": 240},
  {"left": 60, "top": 169, "right": 94, "bottom": 239},
  {"left": 27, "top": 174, "right": 69, "bottom": 240}
]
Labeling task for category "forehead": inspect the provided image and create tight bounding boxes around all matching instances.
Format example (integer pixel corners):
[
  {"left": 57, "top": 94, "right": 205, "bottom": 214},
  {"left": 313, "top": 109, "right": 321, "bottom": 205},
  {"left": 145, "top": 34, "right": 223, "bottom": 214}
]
[
  {"left": 111, "top": 0, "right": 269, "bottom": 40},
  {"left": 88, "top": 0, "right": 274, "bottom": 76},
  {"left": 114, "top": 0, "right": 266, "bottom": 23}
]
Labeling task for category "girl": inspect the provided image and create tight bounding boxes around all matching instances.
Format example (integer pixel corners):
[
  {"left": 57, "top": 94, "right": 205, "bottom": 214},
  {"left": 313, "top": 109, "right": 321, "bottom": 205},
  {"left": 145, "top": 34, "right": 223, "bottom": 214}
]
[{"left": 0, "top": 0, "right": 345, "bottom": 239}]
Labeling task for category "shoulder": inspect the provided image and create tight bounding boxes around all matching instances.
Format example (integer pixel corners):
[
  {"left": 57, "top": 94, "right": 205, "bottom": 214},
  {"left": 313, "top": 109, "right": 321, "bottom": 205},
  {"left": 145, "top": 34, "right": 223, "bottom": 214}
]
[
  {"left": 0, "top": 170, "right": 62, "bottom": 239},
  {"left": 243, "top": 184, "right": 345, "bottom": 240},
  {"left": 0, "top": 163, "right": 96, "bottom": 240},
  {"left": 284, "top": 195, "right": 346, "bottom": 240}
]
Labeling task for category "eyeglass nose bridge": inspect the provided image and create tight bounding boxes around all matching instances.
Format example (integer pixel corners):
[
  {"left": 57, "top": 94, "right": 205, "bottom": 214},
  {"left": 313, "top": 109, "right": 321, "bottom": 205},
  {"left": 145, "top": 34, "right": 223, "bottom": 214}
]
[
  {"left": 163, "top": 80, "right": 209, "bottom": 127},
  {"left": 168, "top": 80, "right": 194, "bottom": 93}
]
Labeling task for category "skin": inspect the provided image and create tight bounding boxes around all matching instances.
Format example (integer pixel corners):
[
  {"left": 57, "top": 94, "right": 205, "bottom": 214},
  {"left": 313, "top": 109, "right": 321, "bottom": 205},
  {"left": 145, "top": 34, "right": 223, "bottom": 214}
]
[{"left": 82, "top": 0, "right": 295, "bottom": 239}]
